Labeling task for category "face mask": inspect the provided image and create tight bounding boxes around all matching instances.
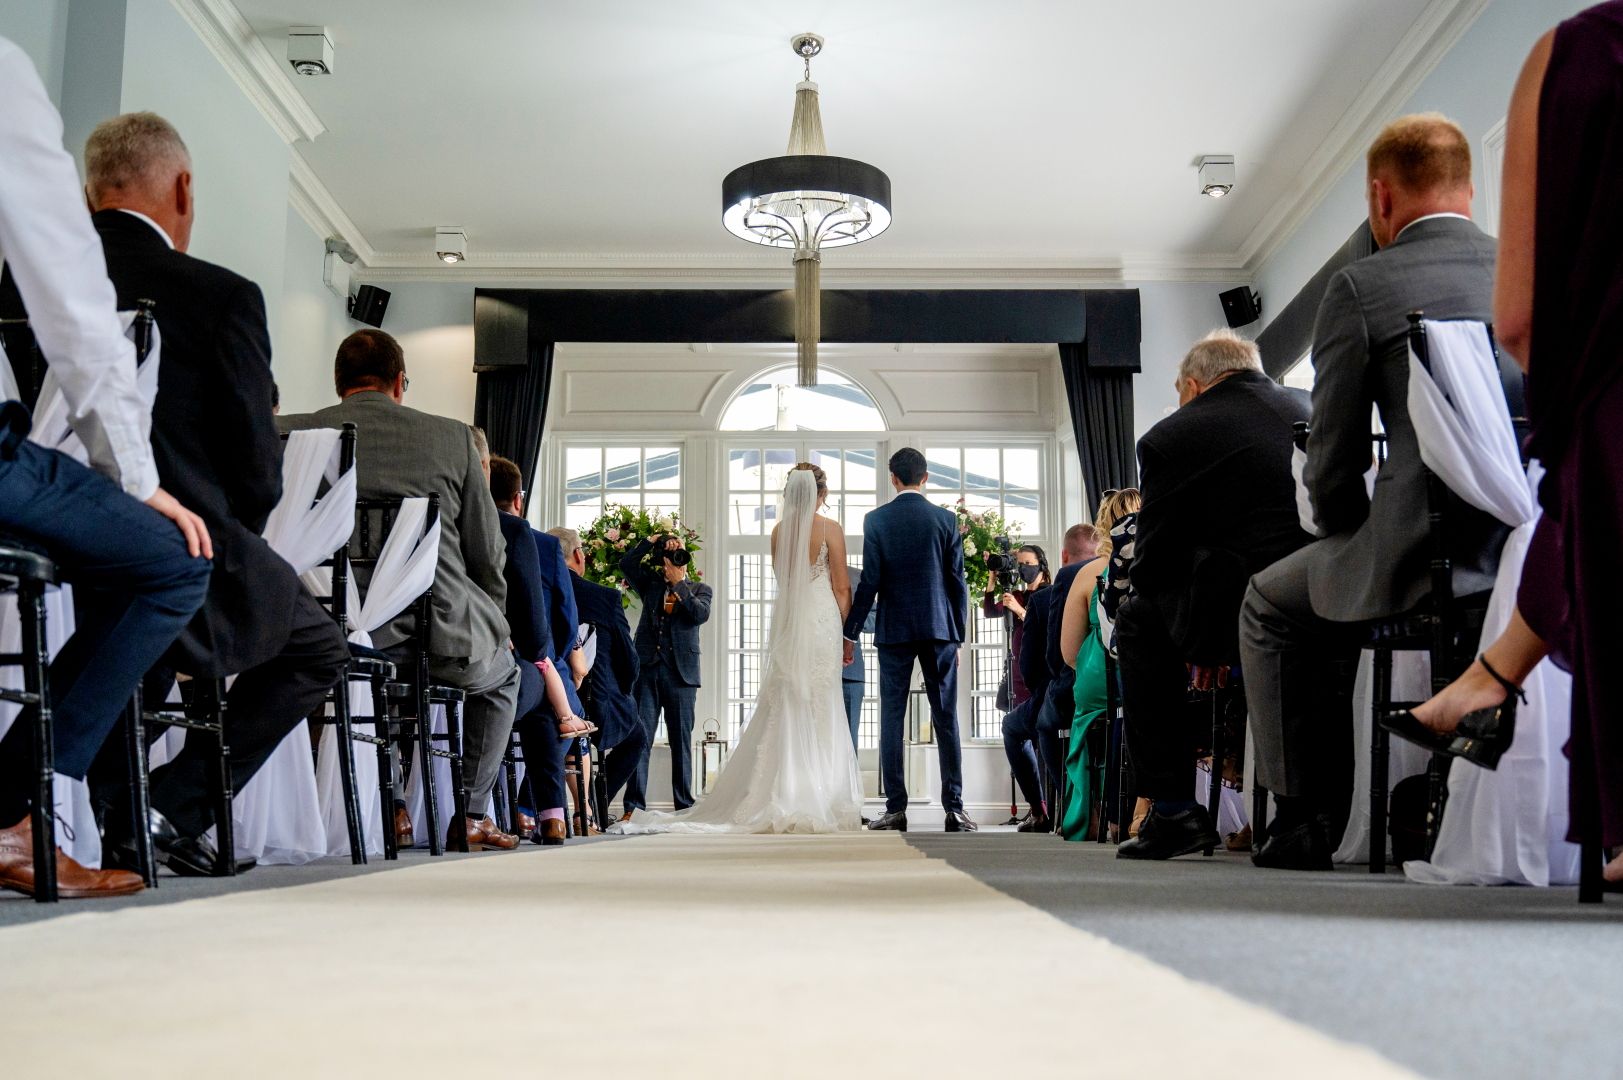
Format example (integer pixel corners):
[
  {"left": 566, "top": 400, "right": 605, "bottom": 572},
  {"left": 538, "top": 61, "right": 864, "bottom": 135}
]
[{"left": 1017, "top": 563, "right": 1041, "bottom": 585}]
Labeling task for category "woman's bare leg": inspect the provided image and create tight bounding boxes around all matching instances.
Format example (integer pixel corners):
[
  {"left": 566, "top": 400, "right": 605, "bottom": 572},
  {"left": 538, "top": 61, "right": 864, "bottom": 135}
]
[
  {"left": 536, "top": 659, "right": 591, "bottom": 734},
  {"left": 1411, "top": 608, "right": 1549, "bottom": 734}
]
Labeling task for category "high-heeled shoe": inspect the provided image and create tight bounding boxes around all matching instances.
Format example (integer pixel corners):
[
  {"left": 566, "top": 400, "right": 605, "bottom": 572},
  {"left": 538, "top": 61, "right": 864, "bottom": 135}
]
[{"left": 1381, "top": 655, "right": 1524, "bottom": 769}]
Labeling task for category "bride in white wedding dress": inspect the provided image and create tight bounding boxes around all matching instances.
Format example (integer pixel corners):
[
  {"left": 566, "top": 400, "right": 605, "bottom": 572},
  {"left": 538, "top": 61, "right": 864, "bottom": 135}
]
[{"left": 615, "top": 463, "right": 864, "bottom": 834}]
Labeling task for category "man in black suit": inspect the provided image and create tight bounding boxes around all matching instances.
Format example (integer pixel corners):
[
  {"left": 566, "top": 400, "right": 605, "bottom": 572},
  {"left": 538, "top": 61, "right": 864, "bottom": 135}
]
[
  {"left": 488, "top": 455, "right": 586, "bottom": 844},
  {"left": 620, "top": 533, "right": 712, "bottom": 814},
  {"left": 1115, "top": 329, "right": 1312, "bottom": 861},
  {"left": 548, "top": 527, "right": 649, "bottom": 814},
  {"left": 79, "top": 113, "right": 348, "bottom": 874}
]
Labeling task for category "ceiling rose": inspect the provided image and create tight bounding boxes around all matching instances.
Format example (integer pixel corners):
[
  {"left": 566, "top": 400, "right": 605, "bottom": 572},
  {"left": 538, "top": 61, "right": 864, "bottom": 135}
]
[{"left": 721, "top": 32, "right": 892, "bottom": 386}]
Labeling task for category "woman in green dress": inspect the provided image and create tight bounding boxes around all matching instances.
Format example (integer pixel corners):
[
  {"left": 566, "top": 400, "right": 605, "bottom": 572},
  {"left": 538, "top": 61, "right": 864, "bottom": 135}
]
[{"left": 1057, "top": 489, "right": 1141, "bottom": 840}]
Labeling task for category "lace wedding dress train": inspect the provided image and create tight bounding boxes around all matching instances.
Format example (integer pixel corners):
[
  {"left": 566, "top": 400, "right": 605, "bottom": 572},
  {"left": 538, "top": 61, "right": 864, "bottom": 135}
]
[{"left": 616, "top": 474, "right": 863, "bottom": 835}]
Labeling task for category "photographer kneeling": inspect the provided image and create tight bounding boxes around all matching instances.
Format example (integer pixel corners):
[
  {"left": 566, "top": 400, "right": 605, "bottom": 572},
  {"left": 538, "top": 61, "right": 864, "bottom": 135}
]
[{"left": 984, "top": 543, "right": 1053, "bottom": 832}]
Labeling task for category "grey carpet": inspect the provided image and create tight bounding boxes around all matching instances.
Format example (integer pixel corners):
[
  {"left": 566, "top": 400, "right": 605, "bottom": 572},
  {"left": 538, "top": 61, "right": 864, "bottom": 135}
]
[{"left": 906, "top": 833, "right": 1621, "bottom": 1080}]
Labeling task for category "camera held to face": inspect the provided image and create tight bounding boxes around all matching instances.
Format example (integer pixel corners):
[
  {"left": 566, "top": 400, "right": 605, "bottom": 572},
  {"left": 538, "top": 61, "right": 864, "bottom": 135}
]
[{"left": 658, "top": 535, "right": 691, "bottom": 567}]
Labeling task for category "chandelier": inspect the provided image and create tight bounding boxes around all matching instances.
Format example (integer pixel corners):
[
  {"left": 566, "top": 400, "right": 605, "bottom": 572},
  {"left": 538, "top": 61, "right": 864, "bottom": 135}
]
[{"left": 722, "top": 33, "right": 892, "bottom": 386}]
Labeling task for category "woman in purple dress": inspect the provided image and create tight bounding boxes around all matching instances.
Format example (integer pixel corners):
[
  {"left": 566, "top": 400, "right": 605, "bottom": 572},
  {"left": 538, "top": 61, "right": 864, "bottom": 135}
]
[{"left": 1408, "top": 1, "right": 1623, "bottom": 884}]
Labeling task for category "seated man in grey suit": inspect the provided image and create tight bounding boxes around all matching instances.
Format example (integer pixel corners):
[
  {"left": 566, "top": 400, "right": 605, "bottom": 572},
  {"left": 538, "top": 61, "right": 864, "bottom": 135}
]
[
  {"left": 1240, "top": 114, "right": 1511, "bottom": 871},
  {"left": 279, "top": 329, "right": 521, "bottom": 851}
]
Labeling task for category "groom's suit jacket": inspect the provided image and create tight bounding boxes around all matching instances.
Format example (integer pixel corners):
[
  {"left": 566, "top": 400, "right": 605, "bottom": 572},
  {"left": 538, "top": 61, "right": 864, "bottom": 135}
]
[{"left": 844, "top": 490, "right": 966, "bottom": 645}]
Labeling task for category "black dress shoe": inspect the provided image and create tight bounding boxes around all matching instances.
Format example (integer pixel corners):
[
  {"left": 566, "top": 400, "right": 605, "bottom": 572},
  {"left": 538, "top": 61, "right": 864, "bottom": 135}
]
[
  {"left": 1016, "top": 814, "right": 1053, "bottom": 833},
  {"left": 1115, "top": 806, "right": 1220, "bottom": 860},
  {"left": 108, "top": 809, "right": 255, "bottom": 877},
  {"left": 867, "top": 810, "right": 907, "bottom": 832},
  {"left": 943, "top": 811, "right": 978, "bottom": 833},
  {"left": 1251, "top": 817, "right": 1333, "bottom": 872}
]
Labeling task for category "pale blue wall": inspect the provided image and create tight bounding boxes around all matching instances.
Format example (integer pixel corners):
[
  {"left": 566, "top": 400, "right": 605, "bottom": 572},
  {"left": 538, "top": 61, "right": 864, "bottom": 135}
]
[
  {"left": 1130, "top": 280, "right": 1252, "bottom": 438},
  {"left": 0, "top": 0, "right": 69, "bottom": 102},
  {"left": 277, "top": 207, "right": 354, "bottom": 414},
  {"left": 1253, "top": 0, "right": 1589, "bottom": 327},
  {"left": 120, "top": 0, "right": 292, "bottom": 339}
]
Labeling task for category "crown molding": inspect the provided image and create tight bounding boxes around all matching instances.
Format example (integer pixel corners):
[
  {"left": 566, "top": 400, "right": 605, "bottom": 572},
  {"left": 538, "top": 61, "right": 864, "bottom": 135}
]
[
  {"left": 288, "top": 154, "right": 378, "bottom": 264},
  {"left": 170, "top": 0, "right": 326, "bottom": 144},
  {"left": 1235, "top": 0, "right": 1491, "bottom": 274},
  {"left": 354, "top": 251, "right": 1249, "bottom": 287}
]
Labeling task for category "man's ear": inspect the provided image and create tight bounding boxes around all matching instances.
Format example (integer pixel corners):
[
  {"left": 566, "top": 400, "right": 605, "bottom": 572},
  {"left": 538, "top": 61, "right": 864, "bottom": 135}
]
[{"left": 175, "top": 171, "right": 192, "bottom": 217}]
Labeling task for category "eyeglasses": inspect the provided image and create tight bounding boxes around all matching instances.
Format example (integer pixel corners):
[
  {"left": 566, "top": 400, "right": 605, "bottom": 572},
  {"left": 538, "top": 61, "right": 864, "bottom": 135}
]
[
  {"left": 1099, "top": 488, "right": 1121, "bottom": 500},
  {"left": 401, "top": 375, "right": 411, "bottom": 393}
]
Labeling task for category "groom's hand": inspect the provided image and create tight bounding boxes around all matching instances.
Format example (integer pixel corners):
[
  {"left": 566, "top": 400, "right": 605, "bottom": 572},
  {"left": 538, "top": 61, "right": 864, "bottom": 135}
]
[{"left": 843, "top": 640, "right": 855, "bottom": 666}]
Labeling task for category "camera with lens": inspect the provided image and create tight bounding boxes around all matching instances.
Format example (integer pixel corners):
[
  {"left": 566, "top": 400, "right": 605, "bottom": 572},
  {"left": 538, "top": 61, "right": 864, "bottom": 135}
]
[
  {"left": 983, "top": 535, "right": 1019, "bottom": 594},
  {"left": 657, "top": 535, "right": 691, "bottom": 567}
]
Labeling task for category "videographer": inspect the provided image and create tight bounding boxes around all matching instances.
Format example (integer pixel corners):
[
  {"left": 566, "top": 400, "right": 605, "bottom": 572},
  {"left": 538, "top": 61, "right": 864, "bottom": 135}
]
[
  {"left": 619, "top": 532, "right": 713, "bottom": 816},
  {"left": 983, "top": 543, "right": 1053, "bottom": 831}
]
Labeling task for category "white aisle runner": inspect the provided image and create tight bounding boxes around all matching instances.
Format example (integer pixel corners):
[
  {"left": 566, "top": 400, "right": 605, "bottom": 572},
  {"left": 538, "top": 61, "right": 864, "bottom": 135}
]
[{"left": 0, "top": 834, "right": 1419, "bottom": 1079}]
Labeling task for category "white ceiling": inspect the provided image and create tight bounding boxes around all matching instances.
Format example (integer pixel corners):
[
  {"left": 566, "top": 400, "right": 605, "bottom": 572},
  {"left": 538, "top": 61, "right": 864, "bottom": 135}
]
[{"left": 223, "top": 0, "right": 1480, "bottom": 280}]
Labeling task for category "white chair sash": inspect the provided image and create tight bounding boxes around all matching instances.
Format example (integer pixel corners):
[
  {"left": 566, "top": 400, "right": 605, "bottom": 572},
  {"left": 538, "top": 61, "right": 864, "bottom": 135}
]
[
  {"left": 0, "top": 336, "right": 18, "bottom": 403},
  {"left": 0, "top": 312, "right": 162, "bottom": 867},
  {"left": 1398, "top": 322, "right": 1578, "bottom": 885},
  {"left": 317, "top": 498, "right": 441, "bottom": 855},
  {"left": 230, "top": 430, "right": 359, "bottom": 865},
  {"left": 30, "top": 311, "right": 160, "bottom": 460}
]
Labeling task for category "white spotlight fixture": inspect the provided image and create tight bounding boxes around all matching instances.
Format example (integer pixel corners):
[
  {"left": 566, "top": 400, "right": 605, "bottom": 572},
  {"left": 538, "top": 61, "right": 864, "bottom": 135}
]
[
  {"left": 1197, "top": 155, "right": 1237, "bottom": 198},
  {"left": 287, "top": 27, "right": 333, "bottom": 76},
  {"left": 435, "top": 227, "right": 468, "bottom": 264}
]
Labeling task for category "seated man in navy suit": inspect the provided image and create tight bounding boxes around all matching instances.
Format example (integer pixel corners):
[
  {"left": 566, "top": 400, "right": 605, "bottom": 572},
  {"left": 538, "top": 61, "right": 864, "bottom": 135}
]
[
  {"left": 548, "top": 527, "right": 650, "bottom": 816},
  {"left": 488, "top": 454, "right": 591, "bottom": 844}
]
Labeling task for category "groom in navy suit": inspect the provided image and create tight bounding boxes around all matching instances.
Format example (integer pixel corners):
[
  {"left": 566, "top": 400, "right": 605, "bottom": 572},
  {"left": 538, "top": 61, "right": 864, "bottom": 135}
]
[{"left": 843, "top": 448, "right": 974, "bottom": 832}]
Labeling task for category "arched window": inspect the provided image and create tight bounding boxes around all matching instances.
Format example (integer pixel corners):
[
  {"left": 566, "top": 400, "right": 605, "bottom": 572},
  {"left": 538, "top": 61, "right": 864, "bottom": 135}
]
[{"left": 719, "top": 365, "right": 886, "bottom": 431}]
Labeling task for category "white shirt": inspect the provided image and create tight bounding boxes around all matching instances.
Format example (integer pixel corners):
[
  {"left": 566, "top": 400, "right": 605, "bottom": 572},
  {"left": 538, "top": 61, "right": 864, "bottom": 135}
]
[
  {"left": 0, "top": 36, "right": 158, "bottom": 499},
  {"left": 1396, "top": 212, "right": 1470, "bottom": 241}
]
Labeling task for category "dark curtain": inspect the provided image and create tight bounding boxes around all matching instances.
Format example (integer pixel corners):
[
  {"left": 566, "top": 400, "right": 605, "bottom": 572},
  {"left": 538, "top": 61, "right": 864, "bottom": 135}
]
[
  {"left": 1059, "top": 341, "right": 1138, "bottom": 519},
  {"left": 473, "top": 337, "right": 554, "bottom": 492}
]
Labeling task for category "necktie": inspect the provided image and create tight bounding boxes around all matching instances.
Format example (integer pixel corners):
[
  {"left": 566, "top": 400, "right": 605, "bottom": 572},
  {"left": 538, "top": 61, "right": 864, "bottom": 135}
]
[{"left": 664, "top": 588, "right": 677, "bottom": 615}]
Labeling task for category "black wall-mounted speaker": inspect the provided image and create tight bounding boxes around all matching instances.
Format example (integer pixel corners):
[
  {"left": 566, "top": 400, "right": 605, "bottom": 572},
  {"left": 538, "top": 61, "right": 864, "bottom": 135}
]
[
  {"left": 1219, "top": 286, "right": 1262, "bottom": 328},
  {"left": 350, "top": 284, "right": 390, "bottom": 328}
]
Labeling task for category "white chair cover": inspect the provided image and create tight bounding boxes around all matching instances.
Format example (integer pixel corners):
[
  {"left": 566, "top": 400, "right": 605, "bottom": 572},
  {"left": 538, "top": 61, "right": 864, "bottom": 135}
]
[
  {"left": 228, "top": 429, "right": 357, "bottom": 865},
  {"left": 0, "top": 336, "right": 18, "bottom": 402},
  {"left": 1398, "top": 320, "right": 1579, "bottom": 886},
  {"left": 1333, "top": 650, "right": 1434, "bottom": 864},
  {"left": 320, "top": 498, "right": 440, "bottom": 855},
  {"left": 0, "top": 313, "right": 161, "bottom": 867}
]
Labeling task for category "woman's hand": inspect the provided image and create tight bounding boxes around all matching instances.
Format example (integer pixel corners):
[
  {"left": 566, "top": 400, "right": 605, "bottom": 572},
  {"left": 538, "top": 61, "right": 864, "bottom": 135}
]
[{"left": 1000, "top": 592, "right": 1026, "bottom": 619}]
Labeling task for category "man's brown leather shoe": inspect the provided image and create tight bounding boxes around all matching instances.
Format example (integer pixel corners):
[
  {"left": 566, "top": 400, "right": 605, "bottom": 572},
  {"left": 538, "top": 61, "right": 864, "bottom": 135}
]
[
  {"left": 449, "top": 816, "right": 519, "bottom": 851},
  {"left": 394, "top": 805, "right": 414, "bottom": 849},
  {"left": 0, "top": 816, "right": 144, "bottom": 899},
  {"left": 515, "top": 811, "right": 537, "bottom": 840},
  {"left": 538, "top": 819, "right": 566, "bottom": 846}
]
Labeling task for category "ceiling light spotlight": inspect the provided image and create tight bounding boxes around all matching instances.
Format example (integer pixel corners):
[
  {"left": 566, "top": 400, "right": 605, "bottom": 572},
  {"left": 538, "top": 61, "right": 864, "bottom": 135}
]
[
  {"left": 1197, "top": 155, "right": 1236, "bottom": 198},
  {"left": 435, "top": 227, "right": 467, "bottom": 264},
  {"left": 287, "top": 26, "right": 333, "bottom": 76}
]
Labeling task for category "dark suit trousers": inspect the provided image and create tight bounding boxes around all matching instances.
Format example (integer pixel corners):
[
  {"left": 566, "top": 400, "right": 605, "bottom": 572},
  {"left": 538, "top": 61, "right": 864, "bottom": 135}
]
[
  {"left": 0, "top": 437, "right": 210, "bottom": 822},
  {"left": 1035, "top": 681, "right": 1069, "bottom": 809},
  {"left": 626, "top": 660, "right": 696, "bottom": 811},
  {"left": 1000, "top": 698, "right": 1043, "bottom": 811},
  {"left": 876, "top": 641, "right": 962, "bottom": 815},
  {"left": 144, "top": 588, "right": 347, "bottom": 837},
  {"left": 1238, "top": 555, "right": 1362, "bottom": 814},
  {"left": 1115, "top": 595, "right": 1203, "bottom": 802},
  {"left": 513, "top": 660, "right": 569, "bottom": 812},
  {"left": 596, "top": 719, "right": 648, "bottom": 811}
]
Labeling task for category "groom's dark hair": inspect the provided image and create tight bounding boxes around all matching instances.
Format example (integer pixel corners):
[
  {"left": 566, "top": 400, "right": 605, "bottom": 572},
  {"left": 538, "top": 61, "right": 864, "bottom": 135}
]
[{"left": 889, "top": 447, "right": 927, "bottom": 487}]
